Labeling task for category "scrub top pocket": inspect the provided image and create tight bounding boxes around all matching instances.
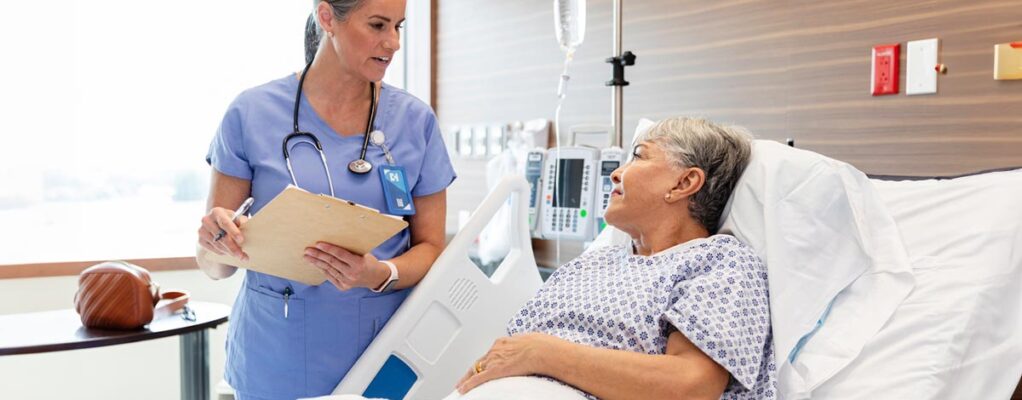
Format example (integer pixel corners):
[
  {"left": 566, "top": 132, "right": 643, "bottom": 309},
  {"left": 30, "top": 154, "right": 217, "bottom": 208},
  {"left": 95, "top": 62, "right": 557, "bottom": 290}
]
[{"left": 228, "top": 285, "right": 307, "bottom": 399}]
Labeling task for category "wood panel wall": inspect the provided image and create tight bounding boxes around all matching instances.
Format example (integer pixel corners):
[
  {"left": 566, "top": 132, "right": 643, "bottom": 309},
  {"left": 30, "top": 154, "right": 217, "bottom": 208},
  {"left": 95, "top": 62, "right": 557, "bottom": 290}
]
[{"left": 436, "top": 0, "right": 1022, "bottom": 176}]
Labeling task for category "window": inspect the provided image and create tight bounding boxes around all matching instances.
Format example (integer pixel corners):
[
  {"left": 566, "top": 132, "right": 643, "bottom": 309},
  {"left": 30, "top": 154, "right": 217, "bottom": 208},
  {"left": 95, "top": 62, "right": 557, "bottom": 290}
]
[{"left": 0, "top": 1, "right": 431, "bottom": 267}]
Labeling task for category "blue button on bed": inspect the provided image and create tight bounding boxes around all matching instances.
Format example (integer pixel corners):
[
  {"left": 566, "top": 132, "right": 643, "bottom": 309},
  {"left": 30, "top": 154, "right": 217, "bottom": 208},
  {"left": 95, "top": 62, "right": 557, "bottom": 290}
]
[{"left": 363, "top": 354, "right": 418, "bottom": 399}]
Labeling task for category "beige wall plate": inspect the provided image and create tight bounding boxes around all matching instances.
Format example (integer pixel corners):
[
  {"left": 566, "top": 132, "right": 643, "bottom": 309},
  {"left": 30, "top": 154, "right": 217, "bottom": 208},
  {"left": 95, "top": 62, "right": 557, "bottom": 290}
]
[{"left": 994, "top": 43, "right": 1022, "bottom": 80}]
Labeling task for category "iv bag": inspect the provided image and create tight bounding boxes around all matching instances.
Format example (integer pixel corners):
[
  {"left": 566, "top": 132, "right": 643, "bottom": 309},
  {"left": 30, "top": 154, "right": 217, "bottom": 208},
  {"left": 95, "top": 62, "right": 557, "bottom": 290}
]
[{"left": 554, "top": 0, "right": 586, "bottom": 52}]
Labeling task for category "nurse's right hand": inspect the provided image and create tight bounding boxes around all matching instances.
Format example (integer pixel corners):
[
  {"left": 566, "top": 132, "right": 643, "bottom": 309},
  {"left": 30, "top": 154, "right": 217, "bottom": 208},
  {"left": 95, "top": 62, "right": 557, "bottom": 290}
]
[{"left": 198, "top": 207, "right": 249, "bottom": 261}]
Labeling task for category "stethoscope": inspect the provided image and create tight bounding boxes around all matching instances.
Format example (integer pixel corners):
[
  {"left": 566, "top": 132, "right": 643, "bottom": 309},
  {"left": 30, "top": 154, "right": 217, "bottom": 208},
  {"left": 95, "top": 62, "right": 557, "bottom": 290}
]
[{"left": 282, "top": 60, "right": 379, "bottom": 197}]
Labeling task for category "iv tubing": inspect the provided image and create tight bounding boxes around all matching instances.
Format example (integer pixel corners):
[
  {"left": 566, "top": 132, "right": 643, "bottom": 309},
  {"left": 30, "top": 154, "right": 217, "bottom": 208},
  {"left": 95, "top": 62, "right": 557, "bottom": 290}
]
[{"left": 553, "top": 49, "right": 574, "bottom": 267}]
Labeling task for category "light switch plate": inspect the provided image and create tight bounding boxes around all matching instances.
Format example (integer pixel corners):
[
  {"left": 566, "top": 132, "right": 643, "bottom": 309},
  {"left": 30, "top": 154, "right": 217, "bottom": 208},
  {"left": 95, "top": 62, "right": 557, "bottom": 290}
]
[
  {"left": 906, "top": 38, "right": 939, "bottom": 95},
  {"left": 994, "top": 42, "right": 1022, "bottom": 80}
]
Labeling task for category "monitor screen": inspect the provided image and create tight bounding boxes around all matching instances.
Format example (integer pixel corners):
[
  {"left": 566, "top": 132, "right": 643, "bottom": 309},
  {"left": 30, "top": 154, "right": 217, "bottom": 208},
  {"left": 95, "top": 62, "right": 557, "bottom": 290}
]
[
  {"left": 553, "top": 159, "right": 584, "bottom": 208},
  {"left": 601, "top": 161, "right": 619, "bottom": 176}
]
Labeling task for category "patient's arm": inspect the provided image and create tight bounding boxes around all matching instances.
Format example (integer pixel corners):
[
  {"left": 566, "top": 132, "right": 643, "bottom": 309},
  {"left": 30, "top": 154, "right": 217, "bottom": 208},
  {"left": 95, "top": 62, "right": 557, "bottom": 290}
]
[{"left": 457, "top": 330, "right": 728, "bottom": 400}]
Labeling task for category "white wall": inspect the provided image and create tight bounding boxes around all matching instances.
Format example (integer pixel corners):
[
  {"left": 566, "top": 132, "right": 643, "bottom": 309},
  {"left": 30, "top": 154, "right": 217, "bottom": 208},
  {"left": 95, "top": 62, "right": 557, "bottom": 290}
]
[{"left": 0, "top": 270, "right": 243, "bottom": 400}]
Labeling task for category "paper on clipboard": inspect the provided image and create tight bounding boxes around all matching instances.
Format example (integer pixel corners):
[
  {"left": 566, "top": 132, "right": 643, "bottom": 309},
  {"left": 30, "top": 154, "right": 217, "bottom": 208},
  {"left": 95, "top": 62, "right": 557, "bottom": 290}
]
[{"left": 203, "top": 185, "right": 408, "bottom": 285}]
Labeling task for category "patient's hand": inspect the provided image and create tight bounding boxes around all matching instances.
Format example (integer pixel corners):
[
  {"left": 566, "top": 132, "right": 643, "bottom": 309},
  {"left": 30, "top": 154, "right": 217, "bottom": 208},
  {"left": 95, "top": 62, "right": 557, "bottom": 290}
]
[{"left": 455, "top": 333, "right": 562, "bottom": 394}]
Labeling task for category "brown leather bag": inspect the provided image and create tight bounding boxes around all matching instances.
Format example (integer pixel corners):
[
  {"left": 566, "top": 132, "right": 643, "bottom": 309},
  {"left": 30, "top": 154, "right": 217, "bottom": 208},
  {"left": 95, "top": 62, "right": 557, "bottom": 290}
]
[{"left": 74, "top": 261, "right": 191, "bottom": 330}]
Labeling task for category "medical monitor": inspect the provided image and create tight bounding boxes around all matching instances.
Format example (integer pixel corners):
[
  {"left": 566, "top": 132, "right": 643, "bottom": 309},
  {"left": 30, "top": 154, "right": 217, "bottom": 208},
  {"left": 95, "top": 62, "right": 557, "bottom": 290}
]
[
  {"left": 595, "top": 147, "right": 624, "bottom": 236},
  {"left": 540, "top": 146, "right": 599, "bottom": 241}
]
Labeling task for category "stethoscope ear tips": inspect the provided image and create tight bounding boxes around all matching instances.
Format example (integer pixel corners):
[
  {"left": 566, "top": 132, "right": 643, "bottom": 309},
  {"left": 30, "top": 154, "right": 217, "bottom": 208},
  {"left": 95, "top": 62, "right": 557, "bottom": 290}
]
[{"left": 348, "top": 159, "right": 373, "bottom": 174}]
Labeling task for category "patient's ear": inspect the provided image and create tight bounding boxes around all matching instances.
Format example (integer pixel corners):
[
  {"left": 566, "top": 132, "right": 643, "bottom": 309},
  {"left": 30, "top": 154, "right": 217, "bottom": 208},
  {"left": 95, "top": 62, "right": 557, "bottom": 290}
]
[{"left": 666, "top": 167, "right": 704, "bottom": 203}]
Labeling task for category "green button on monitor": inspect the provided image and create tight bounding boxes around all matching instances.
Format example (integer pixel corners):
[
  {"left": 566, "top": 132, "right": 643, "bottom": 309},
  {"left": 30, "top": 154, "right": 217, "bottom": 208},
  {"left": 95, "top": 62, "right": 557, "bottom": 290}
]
[{"left": 579, "top": 209, "right": 587, "bottom": 218}]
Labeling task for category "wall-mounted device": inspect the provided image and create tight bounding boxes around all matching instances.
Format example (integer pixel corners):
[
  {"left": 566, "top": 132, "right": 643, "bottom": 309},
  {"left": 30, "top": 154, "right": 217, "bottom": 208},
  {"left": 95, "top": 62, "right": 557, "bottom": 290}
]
[
  {"left": 524, "top": 148, "right": 547, "bottom": 235},
  {"left": 594, "top": 146, "right": 623, "bottom": 236},
  {"left": 994, "top": 42, "right": 1022, "bottom": 80},
  {"left": 540, "top": 146, "right": 598, "bottom": 241},
  {"left": 487, "top": 125, "right": 506, "bottom": 156},
  {"left": 871, "top": 43, "right": 900, "bottom": 96}
]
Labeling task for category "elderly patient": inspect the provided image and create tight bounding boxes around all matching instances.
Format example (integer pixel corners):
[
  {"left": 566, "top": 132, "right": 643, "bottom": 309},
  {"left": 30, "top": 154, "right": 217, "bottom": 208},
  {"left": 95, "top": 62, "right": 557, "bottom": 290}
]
[{"left": 454, "top": 117, "right": 776, "bottom": 400}]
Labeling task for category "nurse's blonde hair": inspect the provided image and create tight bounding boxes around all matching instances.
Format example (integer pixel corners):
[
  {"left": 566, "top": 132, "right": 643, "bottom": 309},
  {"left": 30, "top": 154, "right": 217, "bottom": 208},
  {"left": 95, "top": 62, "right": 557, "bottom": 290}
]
[{"left": 636, "top": 117, "right": 753, "bottom": 234}]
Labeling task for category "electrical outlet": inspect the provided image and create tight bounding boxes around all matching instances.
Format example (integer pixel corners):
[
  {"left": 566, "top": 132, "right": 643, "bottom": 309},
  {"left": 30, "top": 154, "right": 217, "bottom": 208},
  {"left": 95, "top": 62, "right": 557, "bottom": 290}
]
[{"left": 871, "top": 44, "right": 900, "bottom": 96}]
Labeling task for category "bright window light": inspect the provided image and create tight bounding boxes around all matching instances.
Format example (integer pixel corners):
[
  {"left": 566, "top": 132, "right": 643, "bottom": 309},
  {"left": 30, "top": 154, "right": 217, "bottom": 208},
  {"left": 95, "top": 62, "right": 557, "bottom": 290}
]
[{"left": 0, "top": 1, "right": 420, "bottom": 265}]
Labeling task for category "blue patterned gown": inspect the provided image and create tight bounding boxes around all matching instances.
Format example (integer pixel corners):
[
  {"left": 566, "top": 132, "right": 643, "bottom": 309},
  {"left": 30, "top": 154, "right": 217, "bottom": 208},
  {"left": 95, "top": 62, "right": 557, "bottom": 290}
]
[{"left": 507, "top": 235, "right": 777, "bottom": 399}]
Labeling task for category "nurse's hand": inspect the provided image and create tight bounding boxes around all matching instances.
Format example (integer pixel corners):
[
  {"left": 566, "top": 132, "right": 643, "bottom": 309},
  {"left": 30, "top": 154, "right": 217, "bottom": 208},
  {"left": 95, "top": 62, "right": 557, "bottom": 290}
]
[
  {"left": 455, "top": 333, "right": 560, "bottom": 394},
  {"left": 197, "top": 207, "right": 249, "bottom": 261},
  {"left": 304, "top": 242, "right": 389, "bottom": 291}
]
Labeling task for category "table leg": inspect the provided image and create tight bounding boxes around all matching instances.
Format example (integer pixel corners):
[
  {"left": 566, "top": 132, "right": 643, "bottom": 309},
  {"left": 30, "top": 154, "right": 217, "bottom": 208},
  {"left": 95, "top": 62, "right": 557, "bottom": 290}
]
[{"left": 180, "top": 329, "right": 210, "bottom": 400}]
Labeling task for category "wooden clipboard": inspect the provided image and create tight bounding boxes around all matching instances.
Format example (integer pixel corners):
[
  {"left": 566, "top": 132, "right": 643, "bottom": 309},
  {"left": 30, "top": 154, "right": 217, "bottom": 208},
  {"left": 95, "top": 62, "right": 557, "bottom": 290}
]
[{"left": 203, "top": 185, "right": 408, "bottom": 285}]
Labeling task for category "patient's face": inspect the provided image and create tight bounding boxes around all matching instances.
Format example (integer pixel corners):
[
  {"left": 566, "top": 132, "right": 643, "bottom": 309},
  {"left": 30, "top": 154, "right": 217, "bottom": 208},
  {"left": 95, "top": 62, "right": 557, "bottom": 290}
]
[{"left": 604, "top": 140, "right": 683, "bottom": 231}]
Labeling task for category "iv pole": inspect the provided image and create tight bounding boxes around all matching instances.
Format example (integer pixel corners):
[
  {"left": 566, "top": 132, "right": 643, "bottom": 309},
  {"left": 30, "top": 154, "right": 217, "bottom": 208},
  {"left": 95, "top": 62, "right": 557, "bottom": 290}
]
[{"left": 607, "top": 0, "right": 636, "bottom": 148}]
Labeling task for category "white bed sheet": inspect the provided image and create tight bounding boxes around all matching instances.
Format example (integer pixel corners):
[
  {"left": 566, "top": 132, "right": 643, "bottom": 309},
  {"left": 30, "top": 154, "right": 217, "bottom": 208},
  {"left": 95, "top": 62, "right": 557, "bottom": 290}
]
[{"left": 810, "top": 169, "right": 1022, "bottom": 399}]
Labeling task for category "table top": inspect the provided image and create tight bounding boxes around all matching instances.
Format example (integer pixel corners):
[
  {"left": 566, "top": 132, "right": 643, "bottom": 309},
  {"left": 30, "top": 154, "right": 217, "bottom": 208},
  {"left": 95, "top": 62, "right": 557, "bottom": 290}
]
[{"left": 0, "top": 301, "right": 230, "bottom": 356}]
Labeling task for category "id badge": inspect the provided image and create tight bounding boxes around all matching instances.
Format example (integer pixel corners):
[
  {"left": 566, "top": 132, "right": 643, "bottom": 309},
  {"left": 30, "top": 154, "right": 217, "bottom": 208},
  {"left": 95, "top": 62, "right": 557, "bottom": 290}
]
[{"left": 379, "top": 165, "right": 416, "bottom": 215}]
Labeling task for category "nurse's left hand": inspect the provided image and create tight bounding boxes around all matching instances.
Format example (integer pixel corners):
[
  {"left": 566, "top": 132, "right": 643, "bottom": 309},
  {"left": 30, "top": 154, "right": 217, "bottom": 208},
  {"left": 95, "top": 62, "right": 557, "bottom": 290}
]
[
  {"left": 304, "top": 242, "right": 388, "bottom": 291},
  {"left": 455, "top": 333, "right": 561, "bottom": 394}
]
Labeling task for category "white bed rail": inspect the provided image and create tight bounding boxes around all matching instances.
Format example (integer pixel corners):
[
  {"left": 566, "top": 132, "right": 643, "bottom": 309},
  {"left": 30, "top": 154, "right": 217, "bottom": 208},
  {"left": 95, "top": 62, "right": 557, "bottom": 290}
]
[{"left": 333, "top": 176, "right": 543, "bottom": 399}]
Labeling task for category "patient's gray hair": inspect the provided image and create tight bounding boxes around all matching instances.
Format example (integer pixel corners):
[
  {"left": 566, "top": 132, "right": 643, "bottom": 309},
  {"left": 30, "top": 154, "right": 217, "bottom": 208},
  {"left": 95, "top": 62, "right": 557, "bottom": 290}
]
[{"left": 638, "top": 117, "right": 753, "bottom": 234}]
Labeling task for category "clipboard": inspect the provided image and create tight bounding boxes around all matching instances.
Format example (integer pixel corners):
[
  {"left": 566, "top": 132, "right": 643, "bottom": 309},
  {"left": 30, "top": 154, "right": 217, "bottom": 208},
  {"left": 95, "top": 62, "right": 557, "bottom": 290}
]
[{"left": 203, "top": 185, "right": 408, "bottom": 285}]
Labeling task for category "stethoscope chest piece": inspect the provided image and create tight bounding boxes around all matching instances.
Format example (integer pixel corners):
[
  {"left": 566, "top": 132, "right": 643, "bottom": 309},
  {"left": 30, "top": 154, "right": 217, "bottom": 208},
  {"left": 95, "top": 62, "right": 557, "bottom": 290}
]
[{"left": 348, "top": 159, "right": 373, "bottom": 174}]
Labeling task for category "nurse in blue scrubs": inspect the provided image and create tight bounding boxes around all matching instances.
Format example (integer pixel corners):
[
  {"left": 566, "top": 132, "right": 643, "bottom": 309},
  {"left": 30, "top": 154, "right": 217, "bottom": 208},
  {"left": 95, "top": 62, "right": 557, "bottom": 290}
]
[{"left": 194, "top": 0, "right": 455, "bottom": 399}]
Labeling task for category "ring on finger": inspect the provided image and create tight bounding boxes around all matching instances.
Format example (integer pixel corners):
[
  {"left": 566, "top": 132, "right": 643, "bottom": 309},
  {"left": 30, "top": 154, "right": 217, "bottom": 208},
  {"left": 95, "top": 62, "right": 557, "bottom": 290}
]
[{"left": 474, "top": 360, "right": 484, "bottom": 374}]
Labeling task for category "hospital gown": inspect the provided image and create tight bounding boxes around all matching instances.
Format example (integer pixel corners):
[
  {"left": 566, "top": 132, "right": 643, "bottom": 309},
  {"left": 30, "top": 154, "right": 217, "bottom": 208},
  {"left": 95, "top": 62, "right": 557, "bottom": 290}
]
[{"left": 507, "top": 235, "right": 777, "bottom": 399}]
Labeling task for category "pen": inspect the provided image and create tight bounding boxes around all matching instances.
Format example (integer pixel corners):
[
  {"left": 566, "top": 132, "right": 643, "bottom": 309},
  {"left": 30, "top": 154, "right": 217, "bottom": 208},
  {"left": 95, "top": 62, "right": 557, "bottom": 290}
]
[{"left": 213, "top": 197, "right": 255, "bottom": 242}]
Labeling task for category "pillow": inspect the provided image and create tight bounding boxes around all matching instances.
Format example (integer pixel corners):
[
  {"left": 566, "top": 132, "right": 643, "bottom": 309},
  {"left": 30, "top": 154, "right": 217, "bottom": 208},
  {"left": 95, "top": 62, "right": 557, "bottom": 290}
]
[
  {"left": 809, "top": 169, "right": 1022, "bottom": 399},
  {"left": 717, "top": 141, "right": 915, "bottom": 398}
]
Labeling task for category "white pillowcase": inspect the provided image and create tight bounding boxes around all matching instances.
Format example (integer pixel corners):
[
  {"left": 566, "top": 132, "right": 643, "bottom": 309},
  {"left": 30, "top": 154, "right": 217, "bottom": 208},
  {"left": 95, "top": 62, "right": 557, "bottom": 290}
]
[{"left": 718, "top": 141, "right": 914, "bottom": 398}]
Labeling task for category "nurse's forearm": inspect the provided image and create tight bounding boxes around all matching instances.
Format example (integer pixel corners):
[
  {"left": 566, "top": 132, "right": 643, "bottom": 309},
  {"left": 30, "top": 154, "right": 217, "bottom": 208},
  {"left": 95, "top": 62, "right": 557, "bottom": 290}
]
[{"left": 387, "top": 242, "right": 442, "bottom": 290}]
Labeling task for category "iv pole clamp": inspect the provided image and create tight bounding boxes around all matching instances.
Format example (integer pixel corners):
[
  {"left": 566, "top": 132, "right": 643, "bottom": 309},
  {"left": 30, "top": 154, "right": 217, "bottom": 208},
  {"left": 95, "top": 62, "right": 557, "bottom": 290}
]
[{"left": 605, "top": 51, "right": 636, "bottom": 87}]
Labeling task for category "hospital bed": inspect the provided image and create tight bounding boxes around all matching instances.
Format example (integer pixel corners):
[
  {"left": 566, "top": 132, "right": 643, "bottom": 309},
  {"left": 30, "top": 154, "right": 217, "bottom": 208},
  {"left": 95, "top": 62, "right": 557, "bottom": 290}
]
[
  {"left": 323, "top": 148, "right": 1022, "bottom": 399},
  {"left": 330, "top": 176, "right": 544, "bottom": 399}
]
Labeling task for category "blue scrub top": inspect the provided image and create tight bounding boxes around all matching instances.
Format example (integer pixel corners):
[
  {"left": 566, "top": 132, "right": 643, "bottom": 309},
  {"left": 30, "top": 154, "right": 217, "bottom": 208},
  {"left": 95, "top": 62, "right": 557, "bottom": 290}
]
[{"left": 206, "top": 75, "right": 456, "bottom": 400}]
